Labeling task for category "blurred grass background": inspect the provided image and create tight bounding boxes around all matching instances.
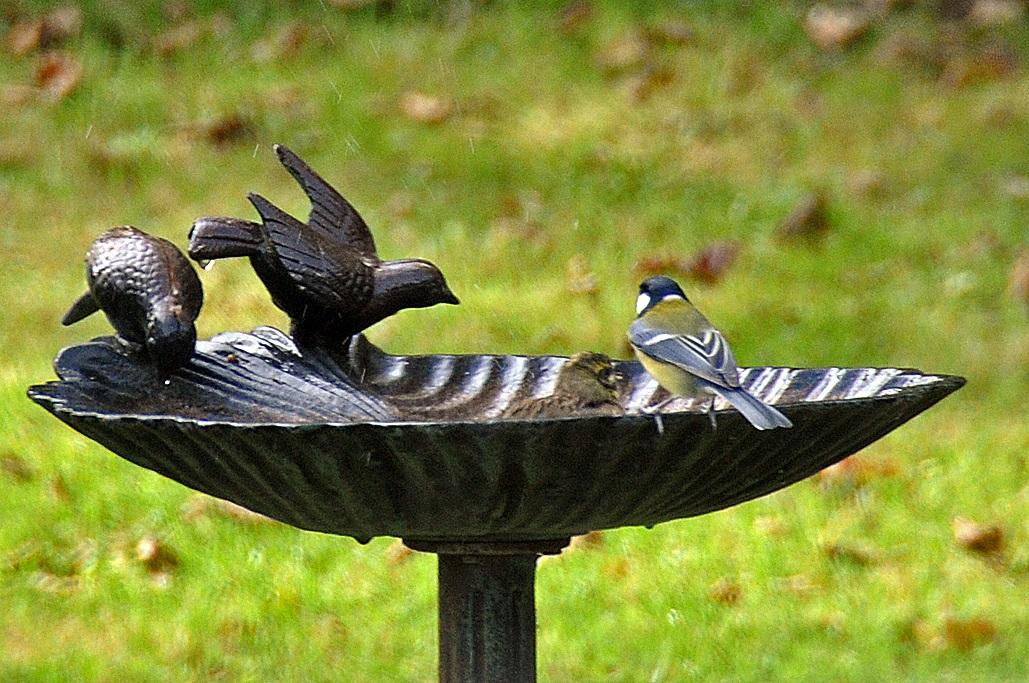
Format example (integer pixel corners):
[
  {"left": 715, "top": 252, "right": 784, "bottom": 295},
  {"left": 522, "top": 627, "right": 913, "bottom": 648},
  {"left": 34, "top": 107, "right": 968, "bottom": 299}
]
[{"left": 1, "top": 0, "right": 1027, "bottom": 680}]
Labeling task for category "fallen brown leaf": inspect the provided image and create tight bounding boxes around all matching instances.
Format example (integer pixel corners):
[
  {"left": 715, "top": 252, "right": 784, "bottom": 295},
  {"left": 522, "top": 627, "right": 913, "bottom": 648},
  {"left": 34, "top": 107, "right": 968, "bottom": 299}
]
[
  {"left": 49, "top": 473, "right": 71, "bottom": 502},
  {"left": 805, "top": 5, "right": 871, "bottom": 51},
  {"left": 778, "top": 192, "right": 830, "bottom": 242},
  {"left": 35, "top": 51, "right": 82, "bottom": 102},
  {"left": 566, "top": 254, "right": 599, "bottom": 296},
  {"left": 569, "top": 530, "right": 604, "bottom": 551},
  {"left": 135, "top": 536, "right": 179, "bottom": 575},
  {"left": 595, "top": 31, "right": 650, "bottom": 74},
  {"left": 968, "top": 0, "right": 1025, "bottom": 27},
  {"left": 847, "top": 168, "right": 887, "bottom": 198},
  {"left": 7, "top": 21, "right": 45, "bottom": 56},
  {"left": 196, "top": 112, "right": 255, "bottom": 146},
  {"left": 943, "top": 617, "right": 997, "bottom": 650},
  {"left": 182, "top": 494, "right": 273, "bottom": 525},
  {"left": 644, "top": 19, "right": 694, "bottom": 46},
  {"left": 251, "top": 22, "right": 309, "bottom": 63},
  {"left": 753, "top": 515, "right": 788, "bottom": 537},
  {"left": 816, "top": 456, "right": 899, "bottom": 490},
  {"left": 0, "top": 84, "right": 37, "bottom": 107},
  {"left": 385, "top": 539, "right": 414, "bottom": 565},
  {"left": 153, "top": 21, "right": 203, "bottom": 57},
  {"left": 942, "top": 46, "right": 1017, "bottom": 88},
  {"left": 822, "top": 540, "right": 879, "bottom": 566},
  {"left": 1008, "top": 248, "right": 1029, "bottom": 311},
  {"left": 709, "top": 577, "right": 742, "bottom": 606},
  {"left": 952, "top": 516, "right": 1004, "bottom": 555},
  {"left": 1, "top": 453, "right": 34, "bottom": 482},
  {"left": 400, "top": 91, "right": 452, "bottom": 124},
  {"left": 557, "top": 0, "right": 594, "bottom": 35},
  {"left": 685, "top": 239, "right": 740, "bottom": 285},
  {"left": 780, "top": 573, "right": 820, "bottom": 597},
  {"left": 6, "top": 6, "right": 82, "bottom": 56},
  {"left": 622, "top": 64, "right": 675, "bottom": 102}
]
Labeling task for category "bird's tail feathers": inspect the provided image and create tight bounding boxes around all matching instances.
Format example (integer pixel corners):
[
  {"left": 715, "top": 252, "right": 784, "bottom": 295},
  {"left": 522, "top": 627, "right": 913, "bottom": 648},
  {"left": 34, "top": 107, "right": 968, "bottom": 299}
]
[
  {"left": 711, "top": 385, "right": 792, "bottom": 430},
  {"left": 188, "top": 217, "right": 262, "bottom": 260}
]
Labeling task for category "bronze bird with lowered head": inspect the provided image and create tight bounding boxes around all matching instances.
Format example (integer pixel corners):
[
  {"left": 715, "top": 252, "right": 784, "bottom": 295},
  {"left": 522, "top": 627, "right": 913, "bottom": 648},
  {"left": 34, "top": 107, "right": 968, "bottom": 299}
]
[
  {"left": 188, "top": 145, "right": 458, "bottom": 347},
  {"left": 62, "top": 226, "right": 203, "bottom": 375},
  {"left": 502, "top": 352, "right": 624, "bottom": 419}
]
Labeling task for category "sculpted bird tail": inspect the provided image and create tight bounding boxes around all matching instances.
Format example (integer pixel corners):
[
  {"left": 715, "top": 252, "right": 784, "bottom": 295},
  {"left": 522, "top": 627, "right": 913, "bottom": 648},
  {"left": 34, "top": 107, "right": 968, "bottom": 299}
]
[
  {"left": 188, "top": 217, "right": 264, "bottom": 261},
  {"left": 709, "top": 384, "right": 792, "bottom": 430}
]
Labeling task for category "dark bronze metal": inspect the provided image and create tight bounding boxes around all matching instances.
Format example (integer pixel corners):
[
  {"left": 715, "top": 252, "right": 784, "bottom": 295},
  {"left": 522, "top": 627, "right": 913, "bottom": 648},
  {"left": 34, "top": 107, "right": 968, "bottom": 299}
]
[
  {"left": 187, "top": 146, "right": 458, "bottom": 348},
  {"left": 62, "top": 226, "right": 202, "bottom": 375},
  {"left": 28, "top": 328, "right": 965, "bottom": 541},
  {"left": 406, "top": 539, "right": 569, "bottom": 683}
]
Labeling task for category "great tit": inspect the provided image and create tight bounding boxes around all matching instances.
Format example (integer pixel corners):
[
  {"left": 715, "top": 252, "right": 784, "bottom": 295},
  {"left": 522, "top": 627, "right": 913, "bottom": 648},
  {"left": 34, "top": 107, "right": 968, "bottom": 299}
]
[
  {"left": 502, "top": 352, "right": 624, "bottom": 419},
  {"left": 628, "top": 275, "right": 792, "bottom": 430}
]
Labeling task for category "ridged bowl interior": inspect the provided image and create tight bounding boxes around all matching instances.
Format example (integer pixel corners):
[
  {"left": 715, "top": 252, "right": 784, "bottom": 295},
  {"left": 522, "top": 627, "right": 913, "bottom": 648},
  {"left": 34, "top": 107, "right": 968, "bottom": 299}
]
[{"left": 28, "top": 328, "right": 964, "bottom": 542}]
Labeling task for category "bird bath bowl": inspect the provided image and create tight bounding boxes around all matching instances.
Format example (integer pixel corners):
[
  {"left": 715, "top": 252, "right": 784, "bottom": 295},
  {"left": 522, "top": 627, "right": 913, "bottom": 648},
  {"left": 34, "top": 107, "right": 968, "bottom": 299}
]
[{"left": 29, "top": 328, "right": 964, "bottom": 681}]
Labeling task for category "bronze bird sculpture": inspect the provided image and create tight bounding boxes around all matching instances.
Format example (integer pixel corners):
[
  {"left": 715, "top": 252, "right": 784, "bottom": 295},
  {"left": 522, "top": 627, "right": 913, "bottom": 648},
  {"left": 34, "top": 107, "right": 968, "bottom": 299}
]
[
  {"left": 61, "top": 226, "right": 203, "bottom": 375},
  {"left": 188, "top": 145, "right": 459, "bottom": 347},
  {"left": 502, "top": 352, "right": 624, "bottom": 419}
]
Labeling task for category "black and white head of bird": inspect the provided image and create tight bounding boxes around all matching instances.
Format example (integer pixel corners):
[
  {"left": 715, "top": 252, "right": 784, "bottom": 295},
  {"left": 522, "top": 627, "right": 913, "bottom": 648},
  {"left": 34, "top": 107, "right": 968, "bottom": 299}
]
[{"left": 636, "top": 275, "right": 688, "bottom": 317}]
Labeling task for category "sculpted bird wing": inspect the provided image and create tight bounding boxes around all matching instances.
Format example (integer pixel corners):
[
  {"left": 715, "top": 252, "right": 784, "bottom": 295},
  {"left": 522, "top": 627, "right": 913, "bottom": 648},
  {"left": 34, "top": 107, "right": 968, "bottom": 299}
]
[
  {"left": 247, "top": 193, "right": 360, "bottom": 310},
  {"left": 629, "top": 317, "right": 741, "bottom": 388},
  {"left": 274, "top": 145, "right": 378, "bottom": 258}
]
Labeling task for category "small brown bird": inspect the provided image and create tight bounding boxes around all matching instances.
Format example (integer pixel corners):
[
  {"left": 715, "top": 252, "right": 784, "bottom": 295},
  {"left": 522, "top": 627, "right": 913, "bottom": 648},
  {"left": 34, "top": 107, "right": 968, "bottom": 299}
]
[
  {"left": 502, "top": 352, "right": 624, "bottom": 419},
  {"left": 188, "top": 145, "right": 458, "bottom": 347},
  {"left": 62, "top": 226, "right": 203, "bottom": 374}
]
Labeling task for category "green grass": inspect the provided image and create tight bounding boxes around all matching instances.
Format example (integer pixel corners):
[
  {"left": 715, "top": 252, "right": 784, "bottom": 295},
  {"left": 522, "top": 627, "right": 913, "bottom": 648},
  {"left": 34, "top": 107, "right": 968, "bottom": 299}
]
[{"left": 2, "top": 1, "right": 1027, "bottom": 680}]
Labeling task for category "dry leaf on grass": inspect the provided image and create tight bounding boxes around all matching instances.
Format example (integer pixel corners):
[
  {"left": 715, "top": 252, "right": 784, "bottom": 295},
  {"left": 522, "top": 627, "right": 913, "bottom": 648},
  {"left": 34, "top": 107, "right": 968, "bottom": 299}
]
[
  {"left": 566, "top": 254, "right": 599, "bottom": 296},
  {"left": 942, "top": 46, "right": 1018, "bottom": 88},
  {"left": 709, "top": 577, "right": 742, "bottom": 606},
  {"left": 557, "top": 0, "right": 594, "bottom": 35},
  {"left": 952, "top": 516, "right": 1004, "bottom": 555},
  {"left": 942, "top": 617, "right": 997, "bottom": 650},
  {"left": 778, "top": 192, "right": 830, "bottom": 242},
  {"left": 385, "top": 539, "right": 414, "bottom": 565},
  {"left": 816, "top": 456, "right": 899, "bottom": 490},
  {"left": 195, "top": 112, "right": 256, "bottom": 146},
  {"left": 594, "top": 31, "right": 650, "bottom": 74},
  {"left": 135, "top": 536, "right": 179, "bottom": 575},
  {"left": 182, "top": 494, "right": 274, "bottom": 525},
  {"left": 153, "top": 21, "right": 203, "bottom": 56},
  {"left": 35, "top": 51, "right": 82, "bottom": 102},
  {"left": 644, "top": 19, "right": 694, "bottom": 46},
  {"left": 822, "top": 540, "right": 879, "bottom": 566},
  {"left": 805, "top": 5, "right": 871, "bottom": 51},
  {"left": 968, "top": 0, "right": 1025, "bottom": 27},
  {"left": 6, "top": 6, "right": 82, "bottom": 56},
  {"left": 1008, "top": 248, "right": 1029, "bottom": 311},
  {"left": 634, "top": 240, "right": 740, "bottom": 285},
  {"left": 251, "top": 22, "right": 310, "bottom": 63},
  {"left": 1, "top": 453, "right": 34, "bottom": 482},
  {"left": 400, "top": 91, "right": 452, "bottom": 124},
  {"left": 569, "top": 531, "right": 604, "bottom": 551}
]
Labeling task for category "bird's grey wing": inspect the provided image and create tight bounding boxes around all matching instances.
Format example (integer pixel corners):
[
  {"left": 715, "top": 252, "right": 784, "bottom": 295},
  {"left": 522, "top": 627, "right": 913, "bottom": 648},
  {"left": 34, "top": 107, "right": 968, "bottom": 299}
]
[
  {"left": 274, "top": 145, "right": 378, "bottom": 257},
  {"left": 629, "top": 319, "right": 741, "bottom": 388},
  {"left": 61, "top": 291, "right": 99, "bottom": 325},
  {"left": 247, "top": 193, "right": 356, "bottom": 310}
]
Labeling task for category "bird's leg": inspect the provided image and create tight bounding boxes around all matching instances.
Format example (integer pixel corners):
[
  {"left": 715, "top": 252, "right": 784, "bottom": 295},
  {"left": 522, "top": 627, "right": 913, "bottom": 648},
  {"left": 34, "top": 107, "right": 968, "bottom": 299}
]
[
  {"left": 706, "top": 395, "right": 717, "bottom": 431},
  {"left": 642, "top": 395, "right": 675, "bottom": 415}
]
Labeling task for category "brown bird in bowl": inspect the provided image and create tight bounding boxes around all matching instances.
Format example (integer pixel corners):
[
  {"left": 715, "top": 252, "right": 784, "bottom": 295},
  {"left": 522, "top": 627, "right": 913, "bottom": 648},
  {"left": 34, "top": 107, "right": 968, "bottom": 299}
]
[
  {"left": 502, "top": 352, "right": 624, "bottom": 419},
  {"left": 188, "top": 145, "right": 458, "bottom": 347},
  {"left": 62, "top": 226, "right": 203, "bottom": 375}
]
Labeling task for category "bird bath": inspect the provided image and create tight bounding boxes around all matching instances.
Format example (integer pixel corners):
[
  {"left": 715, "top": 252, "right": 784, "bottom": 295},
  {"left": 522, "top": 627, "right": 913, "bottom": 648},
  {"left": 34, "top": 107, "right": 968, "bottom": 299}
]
[
  {"left": 31, "top": 147, "right": 964, "bottom": 681},
  {"left": 29, "top": 330, "right": 963, "bottom": 681}
]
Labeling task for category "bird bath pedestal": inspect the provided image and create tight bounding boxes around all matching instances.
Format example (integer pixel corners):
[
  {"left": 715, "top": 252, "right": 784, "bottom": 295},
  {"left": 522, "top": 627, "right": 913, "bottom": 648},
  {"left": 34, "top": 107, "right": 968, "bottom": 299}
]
[{"left": 29, "top": 330, "right": 964, "bottom": 683}]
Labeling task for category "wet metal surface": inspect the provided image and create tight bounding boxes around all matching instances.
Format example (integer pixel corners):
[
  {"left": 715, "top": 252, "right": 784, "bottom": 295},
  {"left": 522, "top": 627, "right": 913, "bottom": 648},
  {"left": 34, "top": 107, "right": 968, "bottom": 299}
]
[{"left": 28, "top": 328, "right": 964, "bottom": 543}]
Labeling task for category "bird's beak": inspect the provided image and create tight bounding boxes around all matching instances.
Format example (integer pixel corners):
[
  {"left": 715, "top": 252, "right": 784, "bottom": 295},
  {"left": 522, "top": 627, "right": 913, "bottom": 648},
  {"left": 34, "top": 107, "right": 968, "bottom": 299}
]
[{"left": 443, "top": 289, "right": 460, "bottom": 305}]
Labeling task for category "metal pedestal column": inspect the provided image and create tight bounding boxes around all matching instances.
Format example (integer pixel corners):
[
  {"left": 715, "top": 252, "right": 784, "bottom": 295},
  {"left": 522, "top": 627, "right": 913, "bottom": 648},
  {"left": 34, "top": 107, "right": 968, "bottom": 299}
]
[{"left": 405, "top": 539, "right": 570, "bottom": 683}]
